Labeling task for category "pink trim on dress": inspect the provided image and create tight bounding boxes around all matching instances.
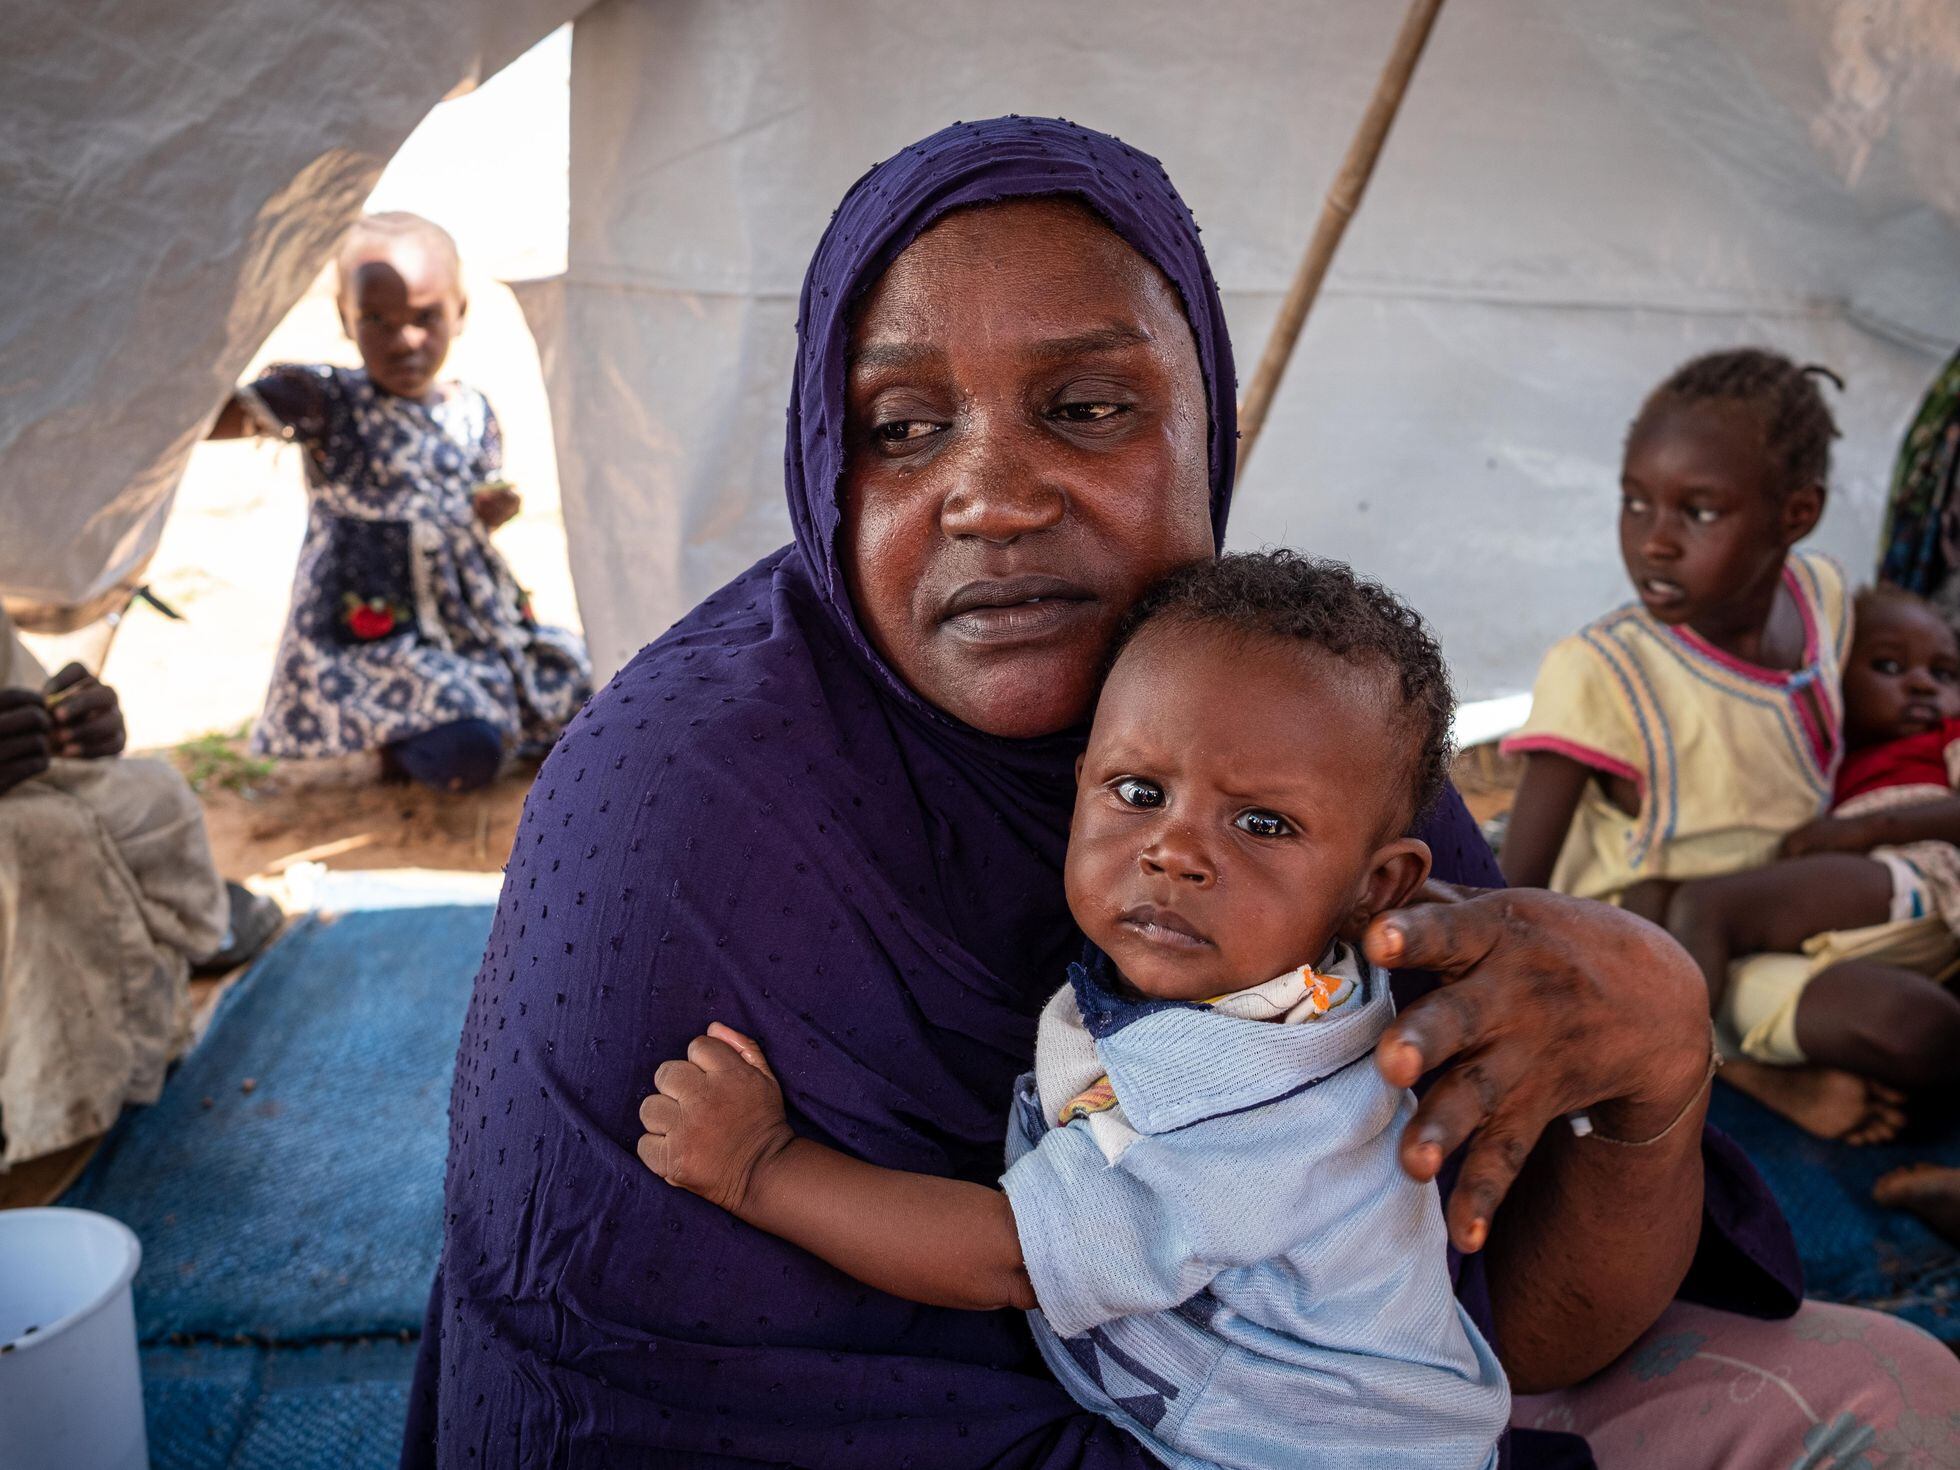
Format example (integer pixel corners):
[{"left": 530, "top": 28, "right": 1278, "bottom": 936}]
[
  {"left": 1500, "top": 734, "right": 1644, "bottom": 790},
  {"left": 1665, "top": 564, "right": 1821, "bottom": 688}
]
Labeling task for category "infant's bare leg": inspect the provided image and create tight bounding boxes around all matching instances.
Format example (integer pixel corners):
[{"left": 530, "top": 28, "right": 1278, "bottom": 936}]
[{"left": 1665, "top": 855, "right": 1893, "bottom": 1009}]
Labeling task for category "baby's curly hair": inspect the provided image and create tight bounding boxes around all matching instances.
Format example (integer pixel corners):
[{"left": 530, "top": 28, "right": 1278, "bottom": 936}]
[
  {"left": 1106, "top": 550, "right": 1456, "bottom": 821},
  {"left": 1632, "top": 347, "right": 1842, "bottom": 503}
]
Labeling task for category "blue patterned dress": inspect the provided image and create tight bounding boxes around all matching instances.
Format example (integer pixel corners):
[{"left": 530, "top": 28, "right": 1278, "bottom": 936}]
[{"left": 240, "top": 364, "right": 591, "bottom": 759}]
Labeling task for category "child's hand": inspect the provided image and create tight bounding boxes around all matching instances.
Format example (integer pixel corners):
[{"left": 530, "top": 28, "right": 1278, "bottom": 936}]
[
  {"left": 472, "top": 481, "right": 522, "bottom": 530},
  {"left": 1779, "top": 815, "right": 1878, "bottom": 859},
  {"left": 637, "top": 1022, "right": 794, "bottom": 1214}
]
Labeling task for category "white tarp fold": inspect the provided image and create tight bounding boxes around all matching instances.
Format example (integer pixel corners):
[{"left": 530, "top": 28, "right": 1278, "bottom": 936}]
[
  {"left": 534, "top": 0, "right": 1960, "bottom": 697},
  {"left": 0, "top": 0, "right": 585, "bottom": 616}
]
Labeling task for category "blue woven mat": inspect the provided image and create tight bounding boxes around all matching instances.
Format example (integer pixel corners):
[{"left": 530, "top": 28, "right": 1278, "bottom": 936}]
[
  {"left": 63, "top": 904, "right": 490, "bottom": 1342},
  {"left": 141, "top": 1340, "right": 418, "bottom": 1470},
  {"left": 1709, "top": 1079, "right": 1960, "bottom": 1338}
]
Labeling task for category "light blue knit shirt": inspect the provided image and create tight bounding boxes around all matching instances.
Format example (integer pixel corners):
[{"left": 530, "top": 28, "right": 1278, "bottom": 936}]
[{"left": 1000, "top": 944, "right": 1509, "bottom": 1470}]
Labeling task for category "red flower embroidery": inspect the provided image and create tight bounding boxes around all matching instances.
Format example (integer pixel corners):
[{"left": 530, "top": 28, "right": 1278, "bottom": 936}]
[{"left": 342, "top": 593, "right": 408, "bottom": 640}]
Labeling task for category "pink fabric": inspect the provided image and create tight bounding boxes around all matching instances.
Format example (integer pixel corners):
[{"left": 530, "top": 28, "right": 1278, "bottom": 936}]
[
  {"left": 1667, "top": 566, "right": 1820, "bottom": 689},
  {"left": 1499, "top": 733, "right": 1644, "bottom": 789},
  {"left": 1515, "top": 1299, "right": 1960, "bottom": 1466}
]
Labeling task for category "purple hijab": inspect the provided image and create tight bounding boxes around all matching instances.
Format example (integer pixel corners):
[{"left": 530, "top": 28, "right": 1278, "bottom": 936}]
[{"left": 404, "top": 117, "right": 1796, "bottom": 1470}]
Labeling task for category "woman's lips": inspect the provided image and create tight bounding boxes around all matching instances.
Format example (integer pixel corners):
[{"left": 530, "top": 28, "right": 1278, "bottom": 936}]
[
  {"left": 938, "top": 575, "right": 1096, "bottom": 644},
  {"left": 1116, "top": 903, "right": 1213, "bottom": 951}
]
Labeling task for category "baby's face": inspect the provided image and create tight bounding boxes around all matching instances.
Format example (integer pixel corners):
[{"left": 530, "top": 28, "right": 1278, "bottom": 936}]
[
  {"left": 339, "top": 241, "right": 465, "bottom": 400},
  {"left": 1064, "top": 622, "right": 1428, "bottom": 1002},
  {"left": 1844, "top": 597, "right": 1960, "bottom": 747}
]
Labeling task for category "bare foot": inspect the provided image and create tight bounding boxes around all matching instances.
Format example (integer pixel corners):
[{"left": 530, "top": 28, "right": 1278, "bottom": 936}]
[
  {"left": 1720, "top": 1060, "right": 1908, "bottom": 1145},
  {"left": 1873, "top": 1164, "right": 1960, "bottom": 1244}
]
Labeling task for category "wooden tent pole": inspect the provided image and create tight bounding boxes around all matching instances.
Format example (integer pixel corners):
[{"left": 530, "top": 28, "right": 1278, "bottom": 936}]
[{"left": 1235, "top": 0, "right": 1449, "bottom": 474}]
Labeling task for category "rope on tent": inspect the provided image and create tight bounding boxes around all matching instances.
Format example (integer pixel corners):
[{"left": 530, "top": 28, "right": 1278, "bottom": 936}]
[{"left": 1236, "top": 0, "right": 1449, "bottom": 474}]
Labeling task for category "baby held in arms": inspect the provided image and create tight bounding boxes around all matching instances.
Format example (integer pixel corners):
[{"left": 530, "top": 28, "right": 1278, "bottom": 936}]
[{"left": 638, "top": 552, "right": 1509, "bottom": 1470}]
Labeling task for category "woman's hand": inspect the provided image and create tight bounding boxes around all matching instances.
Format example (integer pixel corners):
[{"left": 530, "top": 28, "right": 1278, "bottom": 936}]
[
  {"left": 0, "top": 688, "right": 52, "bottom": 795},
  {"left": 44, "top": 664, "right": 125, "bottom": 760},
  {"left": 637, "top": 1023, "right": 796, "bottom": 1214},
  {"left": 1778, "top": 815, "right": 1877, "bottom": 859},
  {"left": 1367, "top": 883, "right": 1711, "bottom": 1254}
]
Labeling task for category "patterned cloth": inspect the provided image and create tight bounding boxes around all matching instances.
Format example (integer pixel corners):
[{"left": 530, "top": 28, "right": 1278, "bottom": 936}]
[
  {"left": 1516, "top": 1298, "right": 1960, "bottom": 1467},
  {"left": 1877, "top": 343, "right": 1960, "bottom": 600},
  {"left": 1003, "top": 944, "right": 1508, "bottom": 1470},
  {"left": 1840, "top": 782, "right": 1960, "bottom": 931},
  {"left": 238, "top": 364, "right": 590, "bottom": 759},
  {"left": 1501, "top": 551, "right": 1850, "bottom": 902}
]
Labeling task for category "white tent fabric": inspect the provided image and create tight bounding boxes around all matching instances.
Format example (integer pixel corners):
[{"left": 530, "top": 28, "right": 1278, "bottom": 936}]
[
  {"left": 528, "top": 0, "right": 1960, "bottom": 699},
  {"left": 0, "top": 0, "right": 584, "bottom": 618}
]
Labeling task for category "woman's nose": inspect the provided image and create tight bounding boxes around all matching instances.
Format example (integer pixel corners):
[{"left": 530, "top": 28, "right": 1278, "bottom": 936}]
[
  {"left": 939, "top": 429, "right": 1065, "bottom": 544},
  {"left": 1139, "top": 828, "right": 1215, "bottom": 887}
]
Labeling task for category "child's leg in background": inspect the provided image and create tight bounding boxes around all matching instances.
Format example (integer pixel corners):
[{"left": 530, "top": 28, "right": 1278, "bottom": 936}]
[
  {"left": 386, "top": 719, "right": 504, "bottom": 793},
  {"left": 1792, "top": 958, "right": 1960, "bottom": 1090},
  {"left": 1664, "top": 855, "right": 1893, "bottom": 1007}
]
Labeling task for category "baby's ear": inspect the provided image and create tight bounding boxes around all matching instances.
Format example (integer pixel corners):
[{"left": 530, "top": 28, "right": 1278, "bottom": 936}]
[{"left": 1340, "top": 837, "right": 1432, "bottom": 941}]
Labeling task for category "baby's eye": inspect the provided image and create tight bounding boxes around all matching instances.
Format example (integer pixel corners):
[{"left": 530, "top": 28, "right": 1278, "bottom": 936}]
[
  {"left": 1113, "top": 777, "right": 1164, "bottom": 809},
  {"left": 1234, "top": 809, "right": 1291, "bottom": 838},
  {"left": 1935, "top": 666, "right": 1959, "bottom": 684},
  {"left": 1873, "top": 658, "right": 1903, "bottom": 675}
]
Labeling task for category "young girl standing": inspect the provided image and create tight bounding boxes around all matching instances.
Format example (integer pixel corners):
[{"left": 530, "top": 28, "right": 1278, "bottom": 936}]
[{"left": 209, "top": 212, "right": 591, "bottom": 791}]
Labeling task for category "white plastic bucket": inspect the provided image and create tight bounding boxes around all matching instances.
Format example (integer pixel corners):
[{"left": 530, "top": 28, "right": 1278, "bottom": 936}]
[{"left": 0, "top": 1207, "right": 147, "bottom": 1470}]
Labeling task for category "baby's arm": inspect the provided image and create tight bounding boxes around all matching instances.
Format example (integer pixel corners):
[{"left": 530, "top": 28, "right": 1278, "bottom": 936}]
[{"left": 639, "top": 1023, "right": 1035, "bottom": 1313}]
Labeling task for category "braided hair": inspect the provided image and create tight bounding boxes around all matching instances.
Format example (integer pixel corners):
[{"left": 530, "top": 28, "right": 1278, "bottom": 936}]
[{"left": 1631, "top": 348, "right": 1843, "bottom": 502}]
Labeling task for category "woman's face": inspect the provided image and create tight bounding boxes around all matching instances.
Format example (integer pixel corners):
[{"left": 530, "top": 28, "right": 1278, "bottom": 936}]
[{"left": 840, "top": 199, "right": 1215, "bottom": 739}]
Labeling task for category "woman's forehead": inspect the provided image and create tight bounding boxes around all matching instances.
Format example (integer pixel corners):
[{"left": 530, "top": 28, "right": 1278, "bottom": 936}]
[{"left": 849, "top": 198, "right": 1187, "bottom": 354}]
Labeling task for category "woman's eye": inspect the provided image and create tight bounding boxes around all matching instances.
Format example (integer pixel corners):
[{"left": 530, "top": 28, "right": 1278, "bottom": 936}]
[
  {"left": 873, "top": 419, "right": 940, "bottom": 444},
  {"left": 1620, "top": 496, "right": 1649, "bottom": 516},
  {"left": 1113, "top": 777, "right": 1164, "bottom": 809},
  {"left": 1053, "top": 401, "right": 1125, "bottom": 424},
  {"left": 1234, "top": 810, "right": 1291, "bottom": 838},
  {"left": 1688, "top": 506, "right": 1721, "bottom": 525}
]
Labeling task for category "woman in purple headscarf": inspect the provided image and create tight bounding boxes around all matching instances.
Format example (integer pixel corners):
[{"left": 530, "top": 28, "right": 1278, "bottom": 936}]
[{"left": 403, "top": 118, "right": 1960, "bottom": 1468}]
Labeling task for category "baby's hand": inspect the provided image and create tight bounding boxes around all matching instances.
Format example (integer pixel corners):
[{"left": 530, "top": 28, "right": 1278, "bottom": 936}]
[
  {"left": 1779, "top": 815, "right": 1877, "bottom": 859},
  {"left": 472, "top": 481, "right": 522, "bottom": 530},
  {"left": 637, "top": 1022, "right": 793, "bottom": 1214}
]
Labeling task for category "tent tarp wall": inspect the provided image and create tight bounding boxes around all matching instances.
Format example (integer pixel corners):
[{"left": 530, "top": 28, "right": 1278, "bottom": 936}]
[
  {"left": 0, "top": 0, "right": 586, "bottom": 615},
  {"left": 534, "top": 0, "right": 1960, "bottom": 699}
]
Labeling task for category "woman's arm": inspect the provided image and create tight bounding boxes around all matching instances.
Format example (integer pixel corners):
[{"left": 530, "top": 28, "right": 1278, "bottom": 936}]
[
  {"left": 1369, "top": 886, "right": 1711, "bottom": 1393},
  {"left": 1499, "top": 752, "right": 1591, "bottom": 888},
  {"left": 640, "top": 1024, "right": 1035, "bottom": 1313}
]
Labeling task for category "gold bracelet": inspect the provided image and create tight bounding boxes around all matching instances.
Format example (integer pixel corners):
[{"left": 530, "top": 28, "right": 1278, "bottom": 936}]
[{"left": 1567, "top": 1025, "right": 1721, "bottom": 1147}]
